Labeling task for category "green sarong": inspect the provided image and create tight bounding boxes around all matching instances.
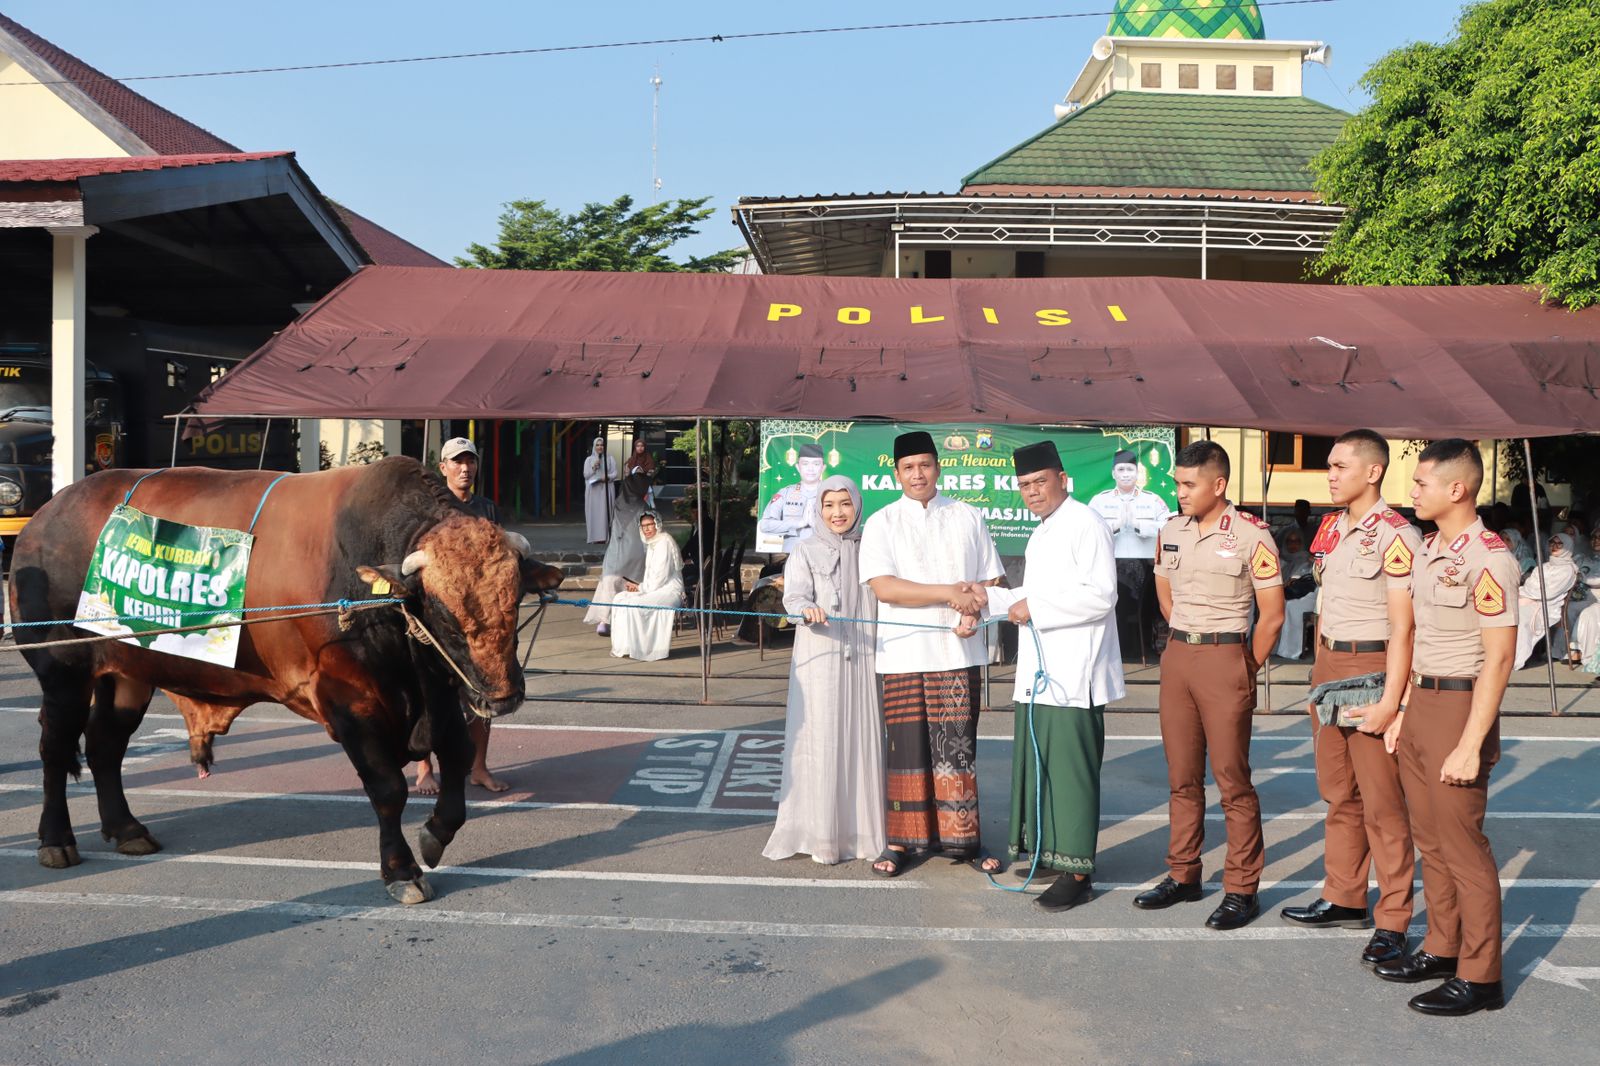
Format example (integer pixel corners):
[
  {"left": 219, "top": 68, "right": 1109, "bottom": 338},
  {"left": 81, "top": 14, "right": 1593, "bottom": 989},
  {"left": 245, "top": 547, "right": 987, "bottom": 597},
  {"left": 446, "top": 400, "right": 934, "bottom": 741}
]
[{"left": 1008, "top": 701, "right": 1105, "bottom": 874}]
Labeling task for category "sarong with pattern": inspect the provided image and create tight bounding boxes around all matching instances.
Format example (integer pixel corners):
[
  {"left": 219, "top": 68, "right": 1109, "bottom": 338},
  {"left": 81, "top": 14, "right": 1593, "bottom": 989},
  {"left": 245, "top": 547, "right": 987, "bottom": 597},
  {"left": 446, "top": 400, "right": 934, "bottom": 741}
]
[{"left": 883, "top": 668, "right": 981, "bottom": 850}]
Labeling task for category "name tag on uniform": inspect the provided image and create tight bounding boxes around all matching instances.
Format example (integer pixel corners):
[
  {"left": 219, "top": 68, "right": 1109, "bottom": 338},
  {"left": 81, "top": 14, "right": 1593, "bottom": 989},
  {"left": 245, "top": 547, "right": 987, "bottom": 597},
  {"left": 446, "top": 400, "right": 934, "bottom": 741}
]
[{"left": 1163, "top": 544, "right": 1178, "bottom": 552}]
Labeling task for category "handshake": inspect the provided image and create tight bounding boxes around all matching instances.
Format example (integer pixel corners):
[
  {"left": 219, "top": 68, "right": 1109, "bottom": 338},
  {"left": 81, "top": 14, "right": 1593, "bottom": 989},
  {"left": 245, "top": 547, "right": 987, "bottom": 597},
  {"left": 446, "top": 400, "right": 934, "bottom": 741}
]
[{"left": 947, "top": 579, "right": 1030, "bottom": 628}]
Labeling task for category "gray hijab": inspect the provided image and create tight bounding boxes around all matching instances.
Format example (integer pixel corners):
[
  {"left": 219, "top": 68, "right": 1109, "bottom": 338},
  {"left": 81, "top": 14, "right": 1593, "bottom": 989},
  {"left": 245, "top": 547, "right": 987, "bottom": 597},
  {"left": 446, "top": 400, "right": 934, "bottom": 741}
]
[{"left": 800, "top": 476, "right": 864, "bottom": 610}]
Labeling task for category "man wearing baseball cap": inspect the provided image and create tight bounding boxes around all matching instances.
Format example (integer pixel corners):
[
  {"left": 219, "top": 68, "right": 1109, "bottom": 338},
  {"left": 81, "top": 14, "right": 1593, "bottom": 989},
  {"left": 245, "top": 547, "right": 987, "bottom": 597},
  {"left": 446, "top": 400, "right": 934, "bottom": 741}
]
[{"left": 415, "top": 435, "right": 508, "bottom": 795}]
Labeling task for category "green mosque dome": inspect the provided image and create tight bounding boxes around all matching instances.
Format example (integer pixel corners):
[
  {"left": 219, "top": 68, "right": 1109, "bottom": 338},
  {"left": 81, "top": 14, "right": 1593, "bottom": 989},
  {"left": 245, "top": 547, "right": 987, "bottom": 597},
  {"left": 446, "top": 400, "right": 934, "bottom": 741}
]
[{"left": 1108, "top": 0, "right": 1266, "bottom": 40}]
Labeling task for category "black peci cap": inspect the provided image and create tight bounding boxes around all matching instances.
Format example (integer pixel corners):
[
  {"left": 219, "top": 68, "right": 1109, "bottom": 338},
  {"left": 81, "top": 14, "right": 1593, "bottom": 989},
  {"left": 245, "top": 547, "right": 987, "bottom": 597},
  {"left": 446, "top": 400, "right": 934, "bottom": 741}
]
[{"left": 893, "top": 430, "right": 938, "bottom": 463}]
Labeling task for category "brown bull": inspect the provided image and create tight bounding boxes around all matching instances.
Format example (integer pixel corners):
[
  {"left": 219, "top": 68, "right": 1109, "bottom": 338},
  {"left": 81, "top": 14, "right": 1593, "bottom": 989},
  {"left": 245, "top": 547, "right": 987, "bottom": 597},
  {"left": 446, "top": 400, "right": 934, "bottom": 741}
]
[{"left": 9, "top": 457, "right": 562, "bottom": 904}]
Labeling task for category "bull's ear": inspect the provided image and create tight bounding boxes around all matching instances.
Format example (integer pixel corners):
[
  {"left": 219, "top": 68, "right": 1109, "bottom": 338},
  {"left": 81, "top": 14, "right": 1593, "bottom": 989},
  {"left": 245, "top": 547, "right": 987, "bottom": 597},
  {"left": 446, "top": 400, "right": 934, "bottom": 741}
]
[
  {"left": 519, "top": 556, "right": 564, "bottom": 594},
  {"left": 356, "top": 564, "right": 412, "bottom": 598}
]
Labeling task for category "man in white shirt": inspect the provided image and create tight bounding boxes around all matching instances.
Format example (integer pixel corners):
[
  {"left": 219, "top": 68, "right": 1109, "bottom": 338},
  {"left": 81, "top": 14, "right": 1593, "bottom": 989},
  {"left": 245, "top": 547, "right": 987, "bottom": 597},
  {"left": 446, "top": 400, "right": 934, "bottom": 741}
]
[
  {"left": 976, "top": 441, "right": 1126, "bottom": 911},
  {"left": 1088, "top": 449, "right": 1171, "bottom": 654},
  {"left": 859, "top": 430, "right": 1005, "bottom": 877}
]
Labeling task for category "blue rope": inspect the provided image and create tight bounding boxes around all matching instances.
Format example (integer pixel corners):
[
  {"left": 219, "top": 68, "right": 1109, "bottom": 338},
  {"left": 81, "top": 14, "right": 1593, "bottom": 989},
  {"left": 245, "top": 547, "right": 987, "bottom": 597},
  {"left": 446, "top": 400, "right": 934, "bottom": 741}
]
[
  {"left": 5, "top": 597, "right": 404, "bottom": 633},
  {"left": 248, "top": 473, "right": 292, "bottom": 533},
  {"left": 552, "top": 596, "right": 1002, "bottom": 632},
  {"left": 988, "top": 621, "right": 1048, "bottom": 893},
  {"left": 122, "top": 469, "right": 165, "bottom": 505}
]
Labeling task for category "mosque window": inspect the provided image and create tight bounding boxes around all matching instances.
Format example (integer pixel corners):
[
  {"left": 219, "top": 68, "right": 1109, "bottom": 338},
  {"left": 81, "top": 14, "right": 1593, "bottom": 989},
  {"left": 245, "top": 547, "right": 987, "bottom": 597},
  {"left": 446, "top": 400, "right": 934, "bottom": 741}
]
[
  {"left": 1141, "top": 63, "right": 1162, "bottom": 89},
  {"left": 1254, "top": 65, "right": 1275, "bottom": 91},
  {"left": 1216, "top": 64, "right": 1237, "bottom": 90},
  {"left": 1179, "top": 64, "right": 1199, "bottom": 89}
]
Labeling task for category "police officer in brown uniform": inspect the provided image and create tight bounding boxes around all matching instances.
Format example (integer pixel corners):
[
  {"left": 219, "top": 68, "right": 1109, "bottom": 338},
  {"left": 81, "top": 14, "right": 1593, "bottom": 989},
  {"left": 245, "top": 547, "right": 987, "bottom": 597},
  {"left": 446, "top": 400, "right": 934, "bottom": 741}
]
[
  {"left": 1135, "top": 441, "right": 1285, "bottom": 930},
  {"left": 1374, "top": 439, "right": 1518, "bottom": 1016},
  {"left": 1281, "top": 430, "right": 1421, "bottom": 969}
]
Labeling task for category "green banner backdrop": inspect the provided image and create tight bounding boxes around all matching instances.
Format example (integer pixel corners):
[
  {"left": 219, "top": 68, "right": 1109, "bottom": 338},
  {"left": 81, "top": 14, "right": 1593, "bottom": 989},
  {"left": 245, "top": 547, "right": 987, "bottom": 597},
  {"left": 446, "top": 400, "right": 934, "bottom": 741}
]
[
  {"left": 75, "top": 504, "right": 255, "bottom": 667},
  {"left": 757, "top": 421, "right": 1176, "bottom": 554}
]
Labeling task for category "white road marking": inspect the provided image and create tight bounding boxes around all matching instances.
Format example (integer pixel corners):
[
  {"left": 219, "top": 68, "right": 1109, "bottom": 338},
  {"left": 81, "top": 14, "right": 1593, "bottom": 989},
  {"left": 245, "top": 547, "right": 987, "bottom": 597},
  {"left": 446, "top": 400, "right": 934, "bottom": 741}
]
[
  {"left": 2, "top": 889, "right": 1597, "bottom": 944},
  {"left": 1521, "top": 956, "right": 1600, "bottom": 990},
  {"left": 998, "top": 877, "right": 1600, "bottom": 892},
  {"left": 0, "top": 848, "right": 916, "bottom": 891},
  {"left": 695, "top": 731, "right": 742, "bottom": 812},
  {"left": 2, "top": 782, "right": 1596, "bottom": 823}
]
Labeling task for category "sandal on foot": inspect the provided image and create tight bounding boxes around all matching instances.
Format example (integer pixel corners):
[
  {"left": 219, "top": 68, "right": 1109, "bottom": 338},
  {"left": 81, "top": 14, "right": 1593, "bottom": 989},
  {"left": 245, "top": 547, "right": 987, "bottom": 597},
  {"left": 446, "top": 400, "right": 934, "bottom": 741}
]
[
  {"left": 946, "top": 847, "right": 1004, "bottom": 875},
  {"left": 871, "top": 848, "right": 910, "bottom": 878}
]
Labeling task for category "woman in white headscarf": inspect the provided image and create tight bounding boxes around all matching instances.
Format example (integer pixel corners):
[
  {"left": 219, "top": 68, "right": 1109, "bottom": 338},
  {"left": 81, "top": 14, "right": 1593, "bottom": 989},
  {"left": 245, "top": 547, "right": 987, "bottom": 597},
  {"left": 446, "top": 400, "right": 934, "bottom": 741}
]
[
  {"left": 764, "top": 475, "right": 886, "bottom": 865},
  {"left": 582, "top": 437, "right": 617, "bottom": 544},
  {"left": 1513, "top": 532, "right": 1580, "bottom": 670},
  {"left": 584, "top": 473, "right": 652, "bottom": 637},
  {"left": 1568, "top": 529, "right": 1600, "bottom": 672},
  {"left": 609, "top": 511, "right": 684, "bottom": 663}
]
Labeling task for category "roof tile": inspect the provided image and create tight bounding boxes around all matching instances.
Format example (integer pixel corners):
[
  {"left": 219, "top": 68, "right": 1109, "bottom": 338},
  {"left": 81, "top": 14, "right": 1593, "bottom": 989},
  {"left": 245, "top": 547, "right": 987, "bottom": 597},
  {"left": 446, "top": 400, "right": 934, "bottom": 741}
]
[
  {"left": 0, "top": 151, "right": 288, "bottom": 183},
  {"left": 961, "top": 92, "right": 1351, "bottom": 194}
]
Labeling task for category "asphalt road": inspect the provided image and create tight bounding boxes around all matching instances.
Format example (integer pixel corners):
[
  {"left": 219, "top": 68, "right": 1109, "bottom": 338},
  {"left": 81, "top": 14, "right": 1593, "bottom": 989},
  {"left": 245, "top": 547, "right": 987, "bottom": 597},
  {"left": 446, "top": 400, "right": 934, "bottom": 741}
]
[{"left": 1, "top": 611, "right": 1597, "bottom": 1065}]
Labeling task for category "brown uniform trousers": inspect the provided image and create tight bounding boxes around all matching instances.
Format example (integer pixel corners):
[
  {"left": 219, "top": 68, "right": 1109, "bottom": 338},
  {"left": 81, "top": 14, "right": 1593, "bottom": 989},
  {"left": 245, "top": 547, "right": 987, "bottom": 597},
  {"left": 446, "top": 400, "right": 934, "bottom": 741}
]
[
  {"left": 1398, "top": 688, "right": 1502, "bottom": 982},
  {"left": 1159, "top": 641, "right": 1263, "bottom": 893},
  {"left": 1309, "top": 646, "right": 1416, "bottom": 930}
]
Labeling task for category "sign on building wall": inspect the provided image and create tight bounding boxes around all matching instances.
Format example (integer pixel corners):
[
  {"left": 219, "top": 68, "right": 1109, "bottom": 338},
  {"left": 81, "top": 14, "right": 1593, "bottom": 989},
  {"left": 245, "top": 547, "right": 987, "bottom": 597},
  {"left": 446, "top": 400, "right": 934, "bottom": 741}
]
[{"left": 757, "top": 421, "right": 1176, "bottom": 555}]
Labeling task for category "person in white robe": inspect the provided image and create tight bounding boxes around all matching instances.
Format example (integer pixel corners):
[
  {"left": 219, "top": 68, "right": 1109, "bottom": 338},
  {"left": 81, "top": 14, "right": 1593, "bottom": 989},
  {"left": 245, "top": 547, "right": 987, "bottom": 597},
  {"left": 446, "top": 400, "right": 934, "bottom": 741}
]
[
  {"left": 976, "top": 440, "right": 1125, "bottom": 912},
  {"left": 609, "top": 511, "right": 684, "bottom": 662},
  {"left": 764, "top": 475, "right": 886, "bottom": 865},
  {"left": 1513, "top": 531, "right": 1579, "bottom": 670},
  {"left": 1272, "top": 530, "right": 1317, "bottom": 660},
  {"left": 582, "top": 438, "right": 618, "bottom": 544},
  {"left": 584, "top": 473, "right": 651, "bottom": 636},
  {"left": 1568, "top": 529, "right": 1600, "bottom": 671}
]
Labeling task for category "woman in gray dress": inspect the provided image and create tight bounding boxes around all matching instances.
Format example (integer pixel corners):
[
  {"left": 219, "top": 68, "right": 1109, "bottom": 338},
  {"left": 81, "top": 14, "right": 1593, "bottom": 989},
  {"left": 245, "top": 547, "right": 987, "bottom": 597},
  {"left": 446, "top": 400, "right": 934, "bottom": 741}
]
[{"left": 763, "top": 475, "right": 886, "bottom": 865}]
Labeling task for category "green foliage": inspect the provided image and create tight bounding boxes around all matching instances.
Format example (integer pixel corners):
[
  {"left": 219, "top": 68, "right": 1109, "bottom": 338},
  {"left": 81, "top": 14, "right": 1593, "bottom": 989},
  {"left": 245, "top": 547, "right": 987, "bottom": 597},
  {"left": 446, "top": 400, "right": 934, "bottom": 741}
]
[
  {"left": 670, "top": 421, "right": 761, "bottom": 545},
  {"left": 457, "top": 195, "right": 742, "bottom": 273},
  {"left": 1311, "top": 0, "right": 1600, "bottom": 308},
  {"left": 318, "top": 440, "right": 387, "bottom": 470}
]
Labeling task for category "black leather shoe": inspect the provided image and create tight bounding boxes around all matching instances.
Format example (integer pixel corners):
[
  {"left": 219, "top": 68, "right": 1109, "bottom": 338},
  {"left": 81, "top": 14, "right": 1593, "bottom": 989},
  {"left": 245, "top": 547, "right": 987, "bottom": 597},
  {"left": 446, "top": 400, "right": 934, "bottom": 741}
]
[
  {"left": 1280, "top": 898, "right": 1372, "bottom": 929},
  {"left": 1205, "top": 892, "right": 1260, "bottom": 930},
  {"left": 1408, "top": 978, "right": 1504, "bottom": 1016},
  {"left": 1014, "top": 866, "right": 1061, "bottom": 883},
  {"left": 1361, "top": 929, "right": 1409, "bottom": 969},
  {"left": 1375, "top": 951, "right": 1458, "bottom": 984},
  {"left": 1036, "top": 875, "right": 1093, "bottom": 913},
  {"left": 1132, "top": 876, "right": 1204, "bottom": 910}
]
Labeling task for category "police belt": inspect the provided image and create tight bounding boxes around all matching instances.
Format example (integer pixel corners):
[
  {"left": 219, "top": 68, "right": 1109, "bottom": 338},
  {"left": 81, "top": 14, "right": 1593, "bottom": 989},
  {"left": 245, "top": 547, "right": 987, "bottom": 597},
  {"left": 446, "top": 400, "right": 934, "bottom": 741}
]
[
  {"left": 1169, "top": 629, "right": 1246, "bottom": 646},
  {"left": 1411, "top": 673, "right": 1474, "bottom": 692},
  {"left": 1320, "top": 636, "right": 1388, "bottom": 654}
]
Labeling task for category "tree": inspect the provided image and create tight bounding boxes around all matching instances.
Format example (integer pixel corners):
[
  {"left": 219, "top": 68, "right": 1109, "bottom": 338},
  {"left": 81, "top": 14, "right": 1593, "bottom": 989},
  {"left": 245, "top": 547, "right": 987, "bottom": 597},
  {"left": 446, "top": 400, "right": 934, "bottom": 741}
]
[
  {"left": 457, "top": 195, "right": 742, "bottom": 273},
  {"left": 1311, "top": 0, "right": 1600, "bottom": 308}
]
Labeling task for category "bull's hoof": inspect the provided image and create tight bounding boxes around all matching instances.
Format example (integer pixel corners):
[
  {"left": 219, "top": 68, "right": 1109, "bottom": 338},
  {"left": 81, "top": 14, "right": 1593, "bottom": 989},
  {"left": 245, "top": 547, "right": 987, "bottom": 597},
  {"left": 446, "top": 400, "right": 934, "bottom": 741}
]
[
  {"left": 386, "top": 876, "right": 435, "bottom": 905},
  {"left": 115, "top": 833, "right": 162, "bottom": 856},
  {"left": 417, "top": 826, "right": 446, "bottom": 869},
  {"left": 38, "top": 844, "right": 82, "bottom": 869}
]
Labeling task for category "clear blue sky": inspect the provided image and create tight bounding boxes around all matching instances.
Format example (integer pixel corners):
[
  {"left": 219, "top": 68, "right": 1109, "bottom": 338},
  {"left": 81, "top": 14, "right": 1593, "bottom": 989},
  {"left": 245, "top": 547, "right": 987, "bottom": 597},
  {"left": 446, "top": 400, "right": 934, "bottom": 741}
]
[{"left": 8, "top": 1, "right": 1474, "bottom": 262}]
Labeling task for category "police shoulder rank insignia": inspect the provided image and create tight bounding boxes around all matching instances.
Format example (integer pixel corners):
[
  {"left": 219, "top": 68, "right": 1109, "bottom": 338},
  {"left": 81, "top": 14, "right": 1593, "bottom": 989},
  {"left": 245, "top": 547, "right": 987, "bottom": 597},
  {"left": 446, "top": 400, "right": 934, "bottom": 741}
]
[
  {"left": 1238, "top": 511, "right": 1270, "bottom": 530},
  {"left": 1382, "top": 536, "right": 1414, "bottom": 578},
  {"left": 1249, "top": 541, "right": 1280, "bottom": 579},
  {"left": 1382, "top": 509, "right": 1410, "bottom": 530},
  {"left": 1480, "top": 530, "right": 1509, "bottom": 552},
  {"left": 1473, "top": 568, "right": 1506, "bottom": 616},
  {"left": 1309, "top": 513, "right": 1340, "bottom": 555}
]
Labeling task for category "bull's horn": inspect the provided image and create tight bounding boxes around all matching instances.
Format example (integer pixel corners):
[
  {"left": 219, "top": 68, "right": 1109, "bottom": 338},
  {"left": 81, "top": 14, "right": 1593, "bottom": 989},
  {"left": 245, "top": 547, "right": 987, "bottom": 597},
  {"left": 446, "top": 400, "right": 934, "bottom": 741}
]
[
  {"left": 400, "top": 549, "right": 430, "bottom": 576},
  {"left": 504, "top": 531, "right": 531, "bottom": 557}
]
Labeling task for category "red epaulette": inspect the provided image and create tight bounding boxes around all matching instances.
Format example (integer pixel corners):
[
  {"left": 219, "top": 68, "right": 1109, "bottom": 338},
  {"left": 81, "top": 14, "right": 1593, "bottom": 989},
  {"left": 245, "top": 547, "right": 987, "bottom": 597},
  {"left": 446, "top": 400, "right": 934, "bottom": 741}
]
[
  {"left": 1424, "top": 531, "right": 1439, "bottom": 548},
  {"left": 1480, "top": 530, "right": 1509, "bottom": 552},
  {"left": 1382, "top": 509, "right": 1410, "bottom": 530},
  {"left": 1308, "top": 512, "right": 1340, "bottom": 555},
  {"left": 1237, "top": 510, "right": 1270, "bottom": 530}
]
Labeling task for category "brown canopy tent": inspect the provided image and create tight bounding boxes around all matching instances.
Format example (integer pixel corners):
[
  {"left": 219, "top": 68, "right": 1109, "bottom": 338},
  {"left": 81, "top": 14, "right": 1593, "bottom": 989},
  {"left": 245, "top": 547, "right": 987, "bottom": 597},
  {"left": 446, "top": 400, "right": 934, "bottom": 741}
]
[
  {"left": 191, "top": 266, "right": 1599, "bottom": 712},
  {"left": 191, "top": 266, "right": 1600, "bottom": 438}
]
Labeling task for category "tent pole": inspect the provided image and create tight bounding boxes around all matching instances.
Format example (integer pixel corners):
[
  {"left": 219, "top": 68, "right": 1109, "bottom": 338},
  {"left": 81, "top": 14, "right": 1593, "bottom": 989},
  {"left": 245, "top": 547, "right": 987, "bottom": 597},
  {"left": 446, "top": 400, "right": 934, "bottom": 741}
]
[
  {"left": 1522, "top": 439, "right": 1560, "bottom": 716},
  {"left": 169, "top": 410, "right": 185, "bottom": 468},
  {"left": 696, "top": 419, "right": 709, "bottom": 702},
  {"left": 257, "top": 419, "right": 272, "bottom": 470},
  {"left": 1260, "top": 428, "right": 1271, "bottom": 714}
]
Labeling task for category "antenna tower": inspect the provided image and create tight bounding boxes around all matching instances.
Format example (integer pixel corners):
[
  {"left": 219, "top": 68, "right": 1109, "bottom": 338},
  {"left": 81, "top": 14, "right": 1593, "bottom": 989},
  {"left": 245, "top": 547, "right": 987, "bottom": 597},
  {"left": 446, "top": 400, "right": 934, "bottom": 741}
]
[{"left": 650, "top": 65, "right": 663, "bottom": 202}]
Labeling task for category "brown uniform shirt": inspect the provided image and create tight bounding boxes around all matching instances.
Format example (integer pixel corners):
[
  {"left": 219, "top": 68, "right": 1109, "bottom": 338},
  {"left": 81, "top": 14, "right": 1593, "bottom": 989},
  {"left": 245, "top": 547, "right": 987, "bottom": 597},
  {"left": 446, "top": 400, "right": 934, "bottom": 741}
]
[
  {"left": 1311, "top": 499, "right": 1423, "bottom": 642},
  {"left": 1157, "top": 503, "right": 1283, "bottom": 634},
  {"left": 1411, "top": 518, "right": 1521, "bottom": 679}
]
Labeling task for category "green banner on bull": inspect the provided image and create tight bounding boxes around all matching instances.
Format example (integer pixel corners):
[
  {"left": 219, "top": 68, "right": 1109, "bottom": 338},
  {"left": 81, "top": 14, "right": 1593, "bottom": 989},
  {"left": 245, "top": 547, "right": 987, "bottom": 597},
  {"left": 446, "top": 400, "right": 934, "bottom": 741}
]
[
  {"left": 757, "top": 421, "right": 1177, "bottom": 555},
  {"left": 75, "top": 504, "right": 254, "bottom": 667}
]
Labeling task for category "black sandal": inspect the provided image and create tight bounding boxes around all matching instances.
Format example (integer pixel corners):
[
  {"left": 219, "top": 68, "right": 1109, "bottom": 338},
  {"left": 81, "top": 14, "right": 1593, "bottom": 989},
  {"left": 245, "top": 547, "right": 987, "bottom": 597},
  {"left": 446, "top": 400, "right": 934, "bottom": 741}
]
[
  {"left": 871, "top": 848, "right": 909, "bottom": 878},
  {"left": 946, "top": 847, "right": 1005, "bottom": 875}
]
